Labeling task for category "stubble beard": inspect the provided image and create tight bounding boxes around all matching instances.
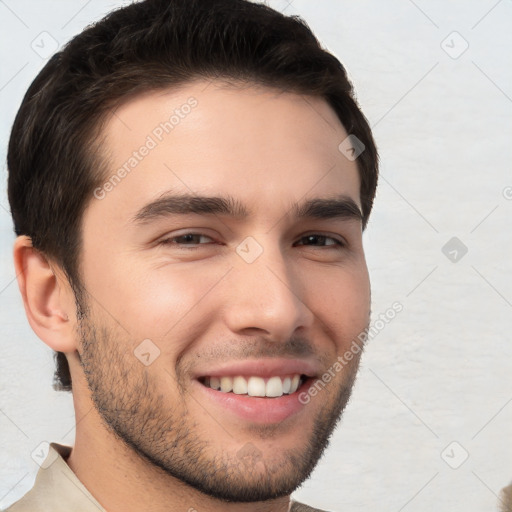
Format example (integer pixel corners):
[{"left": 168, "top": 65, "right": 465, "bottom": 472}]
[{"left": 75, "top": 301, "right": 365, "bottom": 503}]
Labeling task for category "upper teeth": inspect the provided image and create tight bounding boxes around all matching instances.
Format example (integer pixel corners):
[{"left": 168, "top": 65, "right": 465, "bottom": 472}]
[{"left": 205, "top": 374, "right": 302, "bottom": 397}]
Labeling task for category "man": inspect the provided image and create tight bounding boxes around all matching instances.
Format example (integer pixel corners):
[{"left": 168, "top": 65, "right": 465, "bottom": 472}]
[{"left": 5, "top": 0, "right": 378, "bottom": 510}]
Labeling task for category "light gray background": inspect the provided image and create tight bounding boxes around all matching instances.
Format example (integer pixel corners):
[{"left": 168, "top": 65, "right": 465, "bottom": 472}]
[{"left": 1, "top": 1, "right": 511, "bottom": 510}]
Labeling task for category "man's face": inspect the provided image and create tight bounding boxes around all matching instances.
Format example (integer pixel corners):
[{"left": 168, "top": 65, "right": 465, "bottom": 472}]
[{"left": 75, "top": 80, "right": 370, "bottom": 502}]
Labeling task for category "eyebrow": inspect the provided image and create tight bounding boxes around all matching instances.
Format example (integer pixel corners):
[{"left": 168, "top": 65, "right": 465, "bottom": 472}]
[{"left": 131, "top": 192, "right": 363, "bottom": 225}]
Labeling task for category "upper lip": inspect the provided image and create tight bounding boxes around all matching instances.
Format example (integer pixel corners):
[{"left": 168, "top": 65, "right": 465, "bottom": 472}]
[{"left": 192, "top": 358, "right": 320, "bottom": 380}]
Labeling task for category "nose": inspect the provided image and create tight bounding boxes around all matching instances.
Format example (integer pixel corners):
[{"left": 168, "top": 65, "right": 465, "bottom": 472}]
[{"left": 223, "top": 239, "right": 315, "bottom": 342}]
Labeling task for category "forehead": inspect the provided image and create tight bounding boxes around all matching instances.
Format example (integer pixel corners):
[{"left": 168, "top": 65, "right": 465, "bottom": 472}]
[{"left": 87, "top": 79, "right": 361, "bottom": 230}]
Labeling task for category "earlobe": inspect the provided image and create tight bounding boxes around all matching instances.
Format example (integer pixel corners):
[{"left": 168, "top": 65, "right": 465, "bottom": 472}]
[{"left": 13, "top": 235, "right": 77, "bottom": 353}]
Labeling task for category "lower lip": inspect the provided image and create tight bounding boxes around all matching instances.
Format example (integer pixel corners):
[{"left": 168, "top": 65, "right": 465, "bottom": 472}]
[{"left": 193, "top": 378, "right": 312, "bottom": 424}]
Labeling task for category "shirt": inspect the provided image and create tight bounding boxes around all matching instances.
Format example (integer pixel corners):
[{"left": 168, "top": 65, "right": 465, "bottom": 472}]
[
  {"left": 3, "top": 443, "right": 329, "bottom": 512},
  {"left": 500, "top": 482, "right": 512, "bottom": 512}
]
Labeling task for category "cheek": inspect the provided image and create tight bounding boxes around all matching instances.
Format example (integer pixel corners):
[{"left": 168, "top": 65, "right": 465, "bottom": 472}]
[
  {"left": 98, "top": 262, "right": 229, "bottom": 346},
  {"left": 307, "top": 264, "right": 370, "bottom": 346}
]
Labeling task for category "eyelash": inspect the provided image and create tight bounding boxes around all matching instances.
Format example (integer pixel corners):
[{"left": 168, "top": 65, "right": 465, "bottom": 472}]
[{"left": 159, "top": 233, "right": 345, "bottom": 249}]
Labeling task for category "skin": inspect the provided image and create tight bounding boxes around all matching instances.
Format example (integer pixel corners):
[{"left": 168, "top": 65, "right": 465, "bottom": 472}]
[{"left": 14, "top": 79, "right": 371, "bottom": 512}]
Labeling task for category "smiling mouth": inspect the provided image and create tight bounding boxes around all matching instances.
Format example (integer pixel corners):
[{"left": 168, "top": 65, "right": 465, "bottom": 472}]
[{"left": 198, "top": 374, "right": 310, "bottom": 398}]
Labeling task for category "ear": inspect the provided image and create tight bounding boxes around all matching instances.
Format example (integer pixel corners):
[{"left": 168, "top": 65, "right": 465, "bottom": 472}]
[{"left": 13, "top": 235, "right": 78, "bottom": 353}]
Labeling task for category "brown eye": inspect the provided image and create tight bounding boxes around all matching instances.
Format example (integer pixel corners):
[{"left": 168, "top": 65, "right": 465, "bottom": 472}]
[
  {"left": 295, "top": 234, "right": 344, "bottom": 248},
  {"left": 160, "top": 233, "right": 214, "bottom": 246}
]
